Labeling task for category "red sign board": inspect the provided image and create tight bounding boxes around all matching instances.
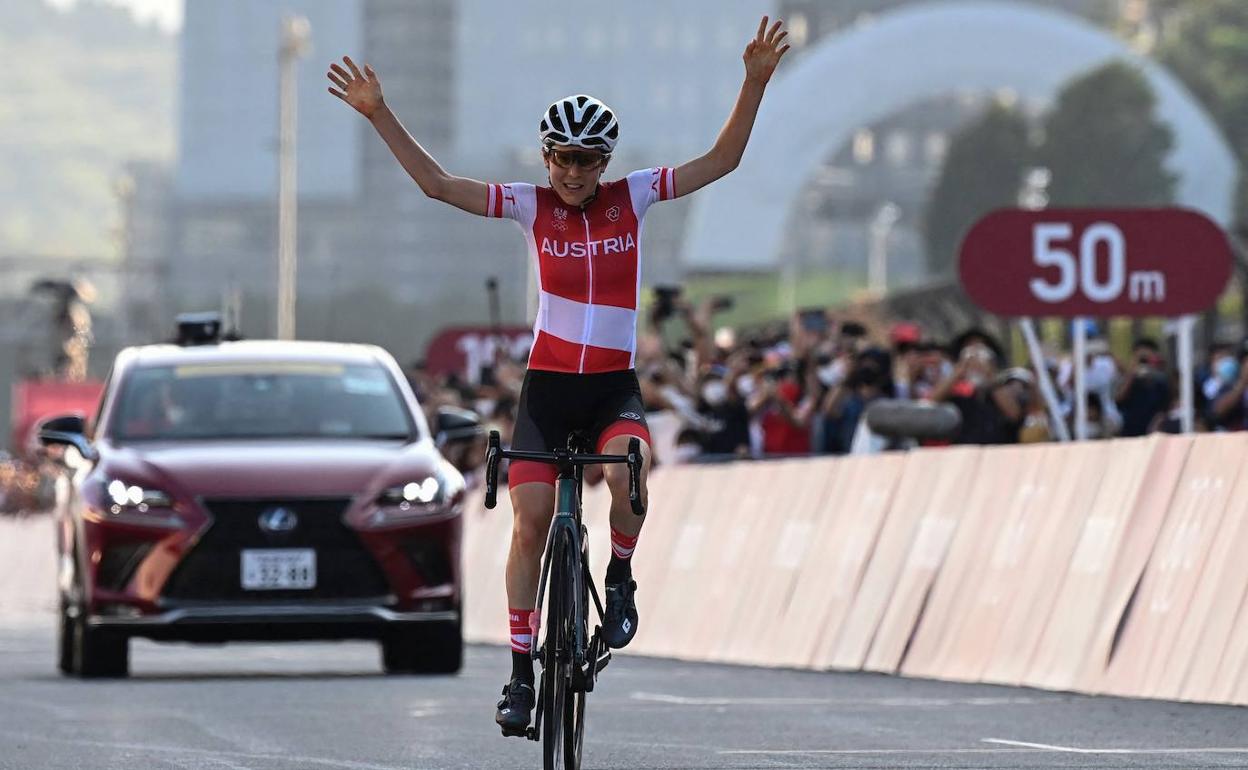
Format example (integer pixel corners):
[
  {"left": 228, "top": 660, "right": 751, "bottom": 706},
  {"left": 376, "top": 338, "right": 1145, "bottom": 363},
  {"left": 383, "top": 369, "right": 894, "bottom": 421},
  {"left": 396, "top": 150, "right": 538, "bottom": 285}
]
[
  {"left": 959, "top": 208, "right": 1233, "bottom": 318},
  {"left": 10, "top": 379, "right": 105, "bottom": 457},
  {"left": 424, "top": 326, "right": 533, "bottom": 383}
]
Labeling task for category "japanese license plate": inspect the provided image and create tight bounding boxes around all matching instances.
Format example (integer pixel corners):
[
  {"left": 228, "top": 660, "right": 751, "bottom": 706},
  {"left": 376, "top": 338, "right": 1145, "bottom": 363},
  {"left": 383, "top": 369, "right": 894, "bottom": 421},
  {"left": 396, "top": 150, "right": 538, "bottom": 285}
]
[{"left": 241, "top": 549, "right": 316, "bottom": 590}]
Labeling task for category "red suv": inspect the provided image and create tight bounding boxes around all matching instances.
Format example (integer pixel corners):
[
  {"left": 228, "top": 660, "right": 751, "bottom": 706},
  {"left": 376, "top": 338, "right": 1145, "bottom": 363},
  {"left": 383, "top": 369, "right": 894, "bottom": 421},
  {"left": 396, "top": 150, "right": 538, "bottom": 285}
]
[{"left": 41, "top": 322, "right": 476, "bottom": 678}]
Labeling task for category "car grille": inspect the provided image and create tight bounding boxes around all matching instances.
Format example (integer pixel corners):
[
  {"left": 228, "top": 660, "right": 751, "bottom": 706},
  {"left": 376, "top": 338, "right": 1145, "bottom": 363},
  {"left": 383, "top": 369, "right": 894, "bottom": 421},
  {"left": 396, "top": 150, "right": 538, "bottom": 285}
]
[{"left": 161, "top": 497, "right": 390, "bottom": 602}]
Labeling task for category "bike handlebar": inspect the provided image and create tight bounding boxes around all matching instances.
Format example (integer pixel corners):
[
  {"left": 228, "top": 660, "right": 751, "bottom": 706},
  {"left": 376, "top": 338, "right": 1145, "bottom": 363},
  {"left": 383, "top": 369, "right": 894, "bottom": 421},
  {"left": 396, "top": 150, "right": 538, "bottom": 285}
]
[{"left": 483, "top": 430, "right": 646, "bottom": 516}]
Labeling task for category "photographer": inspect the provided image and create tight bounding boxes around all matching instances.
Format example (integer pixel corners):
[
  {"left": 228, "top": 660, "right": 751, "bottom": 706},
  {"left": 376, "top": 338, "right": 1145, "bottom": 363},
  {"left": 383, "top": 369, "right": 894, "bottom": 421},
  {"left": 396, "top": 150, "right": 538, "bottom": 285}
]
[
  {"left": 817, "top": 351, "right": 889, "bottom": 454},
  {"left": 1114, "top": 338, "right": 1171, "bottom": 437},
  {"left": 931, "top": 328, "right": 1023, "bottom": 445},
  {"left": 749, "top": 355, "right": 813, "bottom": 456}
]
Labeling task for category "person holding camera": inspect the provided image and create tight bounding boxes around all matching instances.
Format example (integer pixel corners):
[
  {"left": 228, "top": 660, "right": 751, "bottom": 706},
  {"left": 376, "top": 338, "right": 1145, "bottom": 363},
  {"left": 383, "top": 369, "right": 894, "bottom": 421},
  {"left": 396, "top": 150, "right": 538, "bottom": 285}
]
[
  {"left": 1114, "top": 338, "right": 1171, "bottom": 437},
  {"left": 328, "top": 17, "right": 790, "bottom": 735},
  {"left": 931, "top": 329, "right": 1024, "bottom": 445}
]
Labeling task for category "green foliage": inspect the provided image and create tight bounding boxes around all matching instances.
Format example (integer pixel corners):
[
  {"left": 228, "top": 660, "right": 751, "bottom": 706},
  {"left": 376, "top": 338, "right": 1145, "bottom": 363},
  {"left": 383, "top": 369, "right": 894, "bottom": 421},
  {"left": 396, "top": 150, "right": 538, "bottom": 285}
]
[
  {"left": 0, "top": 0, "right": 174, "bottom": 257},
  {"left": 1156, "top": 0, "right": 1248, "bottom": 223},
  {"left": 1037, "top": 61, "right": 1176, "bottom": 207},
  {"left": 922, "top": 102, "right": 1030, "bottom": 277}
]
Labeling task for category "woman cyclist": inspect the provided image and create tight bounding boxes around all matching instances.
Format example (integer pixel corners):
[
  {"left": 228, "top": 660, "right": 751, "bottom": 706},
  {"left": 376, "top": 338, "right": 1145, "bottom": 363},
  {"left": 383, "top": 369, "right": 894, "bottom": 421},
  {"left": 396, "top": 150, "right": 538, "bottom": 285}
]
[{"left": 328, "top": 16, "right": 789, "bottom": 736}]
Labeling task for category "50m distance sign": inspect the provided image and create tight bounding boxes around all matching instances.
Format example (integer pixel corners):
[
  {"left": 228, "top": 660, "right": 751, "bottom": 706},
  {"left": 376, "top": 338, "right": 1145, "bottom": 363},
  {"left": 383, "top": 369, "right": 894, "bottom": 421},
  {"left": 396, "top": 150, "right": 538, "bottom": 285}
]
[{"left": 958, "top": 208, "right": 1233, "bottom": 318}]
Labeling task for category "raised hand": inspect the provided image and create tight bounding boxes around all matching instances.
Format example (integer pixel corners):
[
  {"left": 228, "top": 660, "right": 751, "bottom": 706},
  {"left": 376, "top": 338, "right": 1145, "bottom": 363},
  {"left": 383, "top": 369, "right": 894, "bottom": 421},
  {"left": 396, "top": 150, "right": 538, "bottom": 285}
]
[
  {"left": 744, "top": 16, "right": 790, "bottom": 85},
  {"left": 327, "top": 55, "right": 383, "bottom": 118}
]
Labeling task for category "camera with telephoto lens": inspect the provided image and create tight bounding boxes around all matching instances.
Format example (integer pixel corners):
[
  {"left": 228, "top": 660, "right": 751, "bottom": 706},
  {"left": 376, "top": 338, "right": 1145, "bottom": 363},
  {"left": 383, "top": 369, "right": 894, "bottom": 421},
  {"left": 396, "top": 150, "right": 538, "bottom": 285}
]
[{"left": 651, "top": 285, "right": 683, "bottom": 323}]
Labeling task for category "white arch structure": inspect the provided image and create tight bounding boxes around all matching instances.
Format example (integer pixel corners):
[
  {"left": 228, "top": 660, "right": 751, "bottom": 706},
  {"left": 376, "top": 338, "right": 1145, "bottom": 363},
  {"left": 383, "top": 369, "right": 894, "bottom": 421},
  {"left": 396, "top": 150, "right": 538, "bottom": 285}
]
[{"left": 681, "top": 1, "right": 1237, "bottom": 270}]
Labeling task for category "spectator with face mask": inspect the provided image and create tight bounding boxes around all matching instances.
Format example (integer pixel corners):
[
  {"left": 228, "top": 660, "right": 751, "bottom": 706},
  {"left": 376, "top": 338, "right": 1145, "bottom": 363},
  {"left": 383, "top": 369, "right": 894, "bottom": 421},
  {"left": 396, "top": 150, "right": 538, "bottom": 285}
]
[
  {"left": 816, "top": 352, "right": 889, "bottom": 454},
  {"left": 1208, "top": 343, "right": 1248, "bottom": 431},
  {"left": 694, "top": 365, "right": 751, "bottom": 457}
]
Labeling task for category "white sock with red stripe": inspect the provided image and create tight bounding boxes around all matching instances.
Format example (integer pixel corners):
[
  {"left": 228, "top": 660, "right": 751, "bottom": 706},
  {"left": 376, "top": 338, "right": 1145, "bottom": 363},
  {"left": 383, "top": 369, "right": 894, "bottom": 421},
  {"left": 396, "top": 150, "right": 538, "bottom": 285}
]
[
  {"left": 607, "top": 528, "right": 639, "bottom": 584},
  {"left": 509, "top": 608, "right": 533, "bottom": 654},
  {"left": 611, "top": 527, "right": 638, "bottom": 560}
]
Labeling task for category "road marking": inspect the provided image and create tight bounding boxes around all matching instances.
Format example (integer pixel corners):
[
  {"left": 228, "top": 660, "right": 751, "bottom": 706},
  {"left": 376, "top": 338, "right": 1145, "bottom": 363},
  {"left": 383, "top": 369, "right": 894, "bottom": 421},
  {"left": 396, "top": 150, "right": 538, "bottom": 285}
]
[
  {"left": 0, "top": 730, "right": 415, "bottom": 770},
  {"left": 631, "top": 691, "right": 1051, "bottom": 707},
  {"left": 983, "top": 738, "right": 1248, "bottom": 754},
  {"left": 722, "top": 748, "right": 1052, "bottom": 755}
]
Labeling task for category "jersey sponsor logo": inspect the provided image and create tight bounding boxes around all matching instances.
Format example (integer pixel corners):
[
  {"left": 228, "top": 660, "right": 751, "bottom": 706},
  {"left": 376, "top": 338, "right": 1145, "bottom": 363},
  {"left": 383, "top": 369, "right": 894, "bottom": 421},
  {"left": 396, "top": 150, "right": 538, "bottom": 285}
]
[
  {"left": 606, "top": 205, "right": 621, "bottom": 222},
  {"left": 619, "top": 411, "right": 642, "bottom": 420},
  {"left": 540, "top": 233, "right": 637, "bottom": 259}
]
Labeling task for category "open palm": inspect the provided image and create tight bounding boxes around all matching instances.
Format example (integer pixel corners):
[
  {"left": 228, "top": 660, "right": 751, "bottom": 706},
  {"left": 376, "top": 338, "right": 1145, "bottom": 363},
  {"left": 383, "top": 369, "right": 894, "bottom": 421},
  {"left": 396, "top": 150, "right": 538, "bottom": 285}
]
[
  {"left": 744, "top": 16, "right": 790, "bottom": 84},
  {"left": 327, "top": 56, "right": 383, "bottom": 118}
]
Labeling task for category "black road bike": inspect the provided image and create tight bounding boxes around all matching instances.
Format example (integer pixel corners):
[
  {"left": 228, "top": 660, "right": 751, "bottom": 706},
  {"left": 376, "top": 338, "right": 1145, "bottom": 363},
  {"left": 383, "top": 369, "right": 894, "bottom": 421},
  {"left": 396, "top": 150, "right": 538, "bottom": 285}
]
[{"left": 484, "top": 430, "right": 646, "bottom": 770}]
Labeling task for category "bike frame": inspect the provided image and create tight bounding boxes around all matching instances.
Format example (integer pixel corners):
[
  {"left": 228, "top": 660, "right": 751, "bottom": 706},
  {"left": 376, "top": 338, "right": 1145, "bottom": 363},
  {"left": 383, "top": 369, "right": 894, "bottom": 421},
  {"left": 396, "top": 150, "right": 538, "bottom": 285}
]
[{"left": 483, "top": 430, "right": 645, "bottom": 757}]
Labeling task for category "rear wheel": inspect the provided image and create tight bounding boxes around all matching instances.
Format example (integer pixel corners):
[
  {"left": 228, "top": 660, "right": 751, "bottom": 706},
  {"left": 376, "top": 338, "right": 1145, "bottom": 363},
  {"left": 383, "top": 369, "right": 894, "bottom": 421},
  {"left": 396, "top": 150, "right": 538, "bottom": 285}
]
[{"left": 380, "top": 615, "right": 463, "bottom": 674}]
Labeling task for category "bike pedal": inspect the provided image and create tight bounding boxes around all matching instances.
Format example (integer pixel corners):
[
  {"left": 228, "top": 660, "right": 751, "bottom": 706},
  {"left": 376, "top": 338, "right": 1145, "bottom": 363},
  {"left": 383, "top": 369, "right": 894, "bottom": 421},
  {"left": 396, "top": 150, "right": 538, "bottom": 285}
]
[
  {"left": 595, "top": 647, "right": 612, "bottom": 674},
  {"left": 525, "top": 727, "right": 539, "bottom": 742}
]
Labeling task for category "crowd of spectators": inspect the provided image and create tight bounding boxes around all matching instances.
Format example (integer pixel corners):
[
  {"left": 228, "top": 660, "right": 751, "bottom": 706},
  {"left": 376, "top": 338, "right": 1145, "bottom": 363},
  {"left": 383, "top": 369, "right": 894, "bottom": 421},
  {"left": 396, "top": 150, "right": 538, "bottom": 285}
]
[{"left": 407, "top": 294, "right": 1244, "bottom": 467}]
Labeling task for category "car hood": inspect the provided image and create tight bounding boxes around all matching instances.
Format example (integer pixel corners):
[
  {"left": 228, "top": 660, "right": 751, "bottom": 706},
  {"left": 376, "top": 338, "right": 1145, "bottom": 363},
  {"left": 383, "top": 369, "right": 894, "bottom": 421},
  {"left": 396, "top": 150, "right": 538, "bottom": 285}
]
[{"left": 96, "top": 439, "right": 442, "bottom": 499}]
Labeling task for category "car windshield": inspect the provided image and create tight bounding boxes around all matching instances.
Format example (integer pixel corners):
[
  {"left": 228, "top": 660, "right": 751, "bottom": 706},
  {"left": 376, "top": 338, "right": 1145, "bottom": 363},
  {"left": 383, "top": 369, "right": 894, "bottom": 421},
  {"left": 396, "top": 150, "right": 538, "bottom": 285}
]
[{"left": 110, "top": 361, "right": 416, "bottom": 442}]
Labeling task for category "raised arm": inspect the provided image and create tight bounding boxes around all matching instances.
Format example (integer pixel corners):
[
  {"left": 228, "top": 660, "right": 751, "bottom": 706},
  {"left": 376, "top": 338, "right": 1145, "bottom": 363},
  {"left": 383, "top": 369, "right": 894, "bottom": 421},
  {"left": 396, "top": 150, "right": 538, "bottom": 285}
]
[
  {"left": 671, "top": 17, "right": 790, "bottom": 198},
  {"left": 327, "top": 56, "right": 488, "bottom": 216}
]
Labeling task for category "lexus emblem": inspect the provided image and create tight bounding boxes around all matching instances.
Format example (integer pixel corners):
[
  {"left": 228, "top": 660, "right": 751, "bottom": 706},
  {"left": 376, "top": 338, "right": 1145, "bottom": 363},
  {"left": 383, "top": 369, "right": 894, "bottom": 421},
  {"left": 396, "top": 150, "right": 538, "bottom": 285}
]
[{"left": 259, "top": 506, "right": 298, "bottom": 533}]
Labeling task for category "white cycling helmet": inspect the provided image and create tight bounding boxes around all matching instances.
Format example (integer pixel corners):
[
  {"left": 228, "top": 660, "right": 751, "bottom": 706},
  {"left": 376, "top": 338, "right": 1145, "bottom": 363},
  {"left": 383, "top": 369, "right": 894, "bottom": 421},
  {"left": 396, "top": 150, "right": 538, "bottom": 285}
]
[{"left": 539, "top": 94, "right": 619, "bottom": 154}]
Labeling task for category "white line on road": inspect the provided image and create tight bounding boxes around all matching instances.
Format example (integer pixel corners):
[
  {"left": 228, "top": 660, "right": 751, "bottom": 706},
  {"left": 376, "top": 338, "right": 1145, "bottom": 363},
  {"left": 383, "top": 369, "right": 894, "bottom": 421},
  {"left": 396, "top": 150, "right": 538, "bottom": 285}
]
[
  {"left": 982, "top": 738, "right": 1248, "bottom": 754},
  {"left": 631, "top": 691, "right": 1052, "bottom": 707},
  {"left": 722, "top": 740, "right": 1248, "bottom": 757},
  {"left": 0, "top": 729, "right": 417, "bottom": 770}
]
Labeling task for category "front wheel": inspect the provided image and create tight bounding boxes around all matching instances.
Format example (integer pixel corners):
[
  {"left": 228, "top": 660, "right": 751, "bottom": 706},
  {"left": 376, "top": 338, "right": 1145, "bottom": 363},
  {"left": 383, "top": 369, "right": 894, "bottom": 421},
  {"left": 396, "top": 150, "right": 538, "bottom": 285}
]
[
  {"left": 380, "top": 616, "right": 463, "bottom": 674},
  {"left": 70, "top": 614, "right": 129, "bottom": 678},
  {"left": 542, "top": 529, "right": 585, "bottom": 770}
]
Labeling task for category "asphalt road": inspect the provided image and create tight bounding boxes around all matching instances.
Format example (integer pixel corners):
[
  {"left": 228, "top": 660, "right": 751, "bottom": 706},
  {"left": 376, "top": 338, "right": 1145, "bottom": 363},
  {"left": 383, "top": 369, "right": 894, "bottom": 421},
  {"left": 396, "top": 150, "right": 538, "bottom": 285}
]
[{"left": 0, "top": 617, "right": 1245, "bottom": 770}]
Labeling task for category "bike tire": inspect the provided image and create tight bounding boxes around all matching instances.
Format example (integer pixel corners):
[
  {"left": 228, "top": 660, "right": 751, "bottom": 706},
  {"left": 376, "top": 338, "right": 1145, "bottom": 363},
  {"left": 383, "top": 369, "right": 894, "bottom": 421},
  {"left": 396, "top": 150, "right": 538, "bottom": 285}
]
[
  {"left": 563, "top": 543, "right": 588, "bottom": 768},
  {"left": 542, "top": 529, "right": 572, "bottom": 770}
]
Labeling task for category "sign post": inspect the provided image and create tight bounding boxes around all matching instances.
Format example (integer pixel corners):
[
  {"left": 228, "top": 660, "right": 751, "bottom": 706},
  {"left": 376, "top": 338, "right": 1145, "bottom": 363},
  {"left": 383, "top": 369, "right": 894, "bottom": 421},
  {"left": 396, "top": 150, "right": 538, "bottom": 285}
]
[{"left": 959, "top": 207, "right": 1233, "bottom": 438}]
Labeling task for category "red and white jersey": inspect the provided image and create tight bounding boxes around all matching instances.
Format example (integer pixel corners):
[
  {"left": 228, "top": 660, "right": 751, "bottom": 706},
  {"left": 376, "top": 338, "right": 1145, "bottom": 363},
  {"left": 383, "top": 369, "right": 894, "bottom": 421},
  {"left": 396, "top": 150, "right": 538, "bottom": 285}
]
[{"left": 485, "top": 167, "right": 677, "bottom": 374}]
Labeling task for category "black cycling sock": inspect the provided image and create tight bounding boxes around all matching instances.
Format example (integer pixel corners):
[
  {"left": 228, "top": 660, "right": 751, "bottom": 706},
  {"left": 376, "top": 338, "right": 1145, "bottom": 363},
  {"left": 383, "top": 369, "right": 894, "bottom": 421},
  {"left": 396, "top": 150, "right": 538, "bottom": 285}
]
[
  {"left": 605, "top": 554, "right": 632, "bottom": 585},
  {"left": 511, "top": 650, "right": 534, "bottom": 685}
]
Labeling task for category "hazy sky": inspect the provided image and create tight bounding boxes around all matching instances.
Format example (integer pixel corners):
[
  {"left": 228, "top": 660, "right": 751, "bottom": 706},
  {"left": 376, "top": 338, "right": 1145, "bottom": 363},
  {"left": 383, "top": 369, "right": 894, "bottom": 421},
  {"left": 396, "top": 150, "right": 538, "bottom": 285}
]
[{"left": 44, "top": 0, "right": 183, "bottom": 32}]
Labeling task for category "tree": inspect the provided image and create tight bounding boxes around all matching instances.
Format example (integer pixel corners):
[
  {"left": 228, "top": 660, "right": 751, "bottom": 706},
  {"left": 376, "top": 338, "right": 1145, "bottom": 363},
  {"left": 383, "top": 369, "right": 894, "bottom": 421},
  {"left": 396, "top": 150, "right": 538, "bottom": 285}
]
[
  {"left": 922, "top": 101, "right": 1030, "bottom": 277},
  {"left": 1156, "top": 0, "right": 1248, "bottom": 255},
  {"left": 1037, "top": 61, "right": 1176, "bottom": 207}
]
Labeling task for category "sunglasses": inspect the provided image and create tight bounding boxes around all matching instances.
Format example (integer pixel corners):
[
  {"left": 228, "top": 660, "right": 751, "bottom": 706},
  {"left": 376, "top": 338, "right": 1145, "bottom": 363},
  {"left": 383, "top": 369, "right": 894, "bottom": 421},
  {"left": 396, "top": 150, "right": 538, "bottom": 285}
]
[{"left": 546, "top": 148, "right": 609, "bottom": 170}]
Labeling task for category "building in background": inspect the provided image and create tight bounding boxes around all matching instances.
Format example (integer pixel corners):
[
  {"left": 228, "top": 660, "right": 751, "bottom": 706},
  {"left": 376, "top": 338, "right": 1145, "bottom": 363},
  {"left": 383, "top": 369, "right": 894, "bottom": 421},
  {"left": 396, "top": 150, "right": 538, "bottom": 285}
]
[
  {"left": 143, "top": 0, "right": 772, "bottom": 357},
  {"left": 128, "top": 0, "right": 1182, "bottom": 356}
]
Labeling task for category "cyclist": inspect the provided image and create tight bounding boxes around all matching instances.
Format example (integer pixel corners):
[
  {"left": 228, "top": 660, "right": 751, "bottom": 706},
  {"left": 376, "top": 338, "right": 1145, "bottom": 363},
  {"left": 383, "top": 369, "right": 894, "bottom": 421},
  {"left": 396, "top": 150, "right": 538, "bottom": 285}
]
[{"left": 328, "top": 16, "right": 789, "bottom": 736}]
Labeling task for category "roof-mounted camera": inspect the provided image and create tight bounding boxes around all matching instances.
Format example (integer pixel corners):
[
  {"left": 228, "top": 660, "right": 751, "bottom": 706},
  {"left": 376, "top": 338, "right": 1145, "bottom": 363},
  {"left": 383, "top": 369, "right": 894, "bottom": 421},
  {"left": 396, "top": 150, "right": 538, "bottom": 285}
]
[{"left": 175, "top": 312, "right": 223, "bottom": 346}]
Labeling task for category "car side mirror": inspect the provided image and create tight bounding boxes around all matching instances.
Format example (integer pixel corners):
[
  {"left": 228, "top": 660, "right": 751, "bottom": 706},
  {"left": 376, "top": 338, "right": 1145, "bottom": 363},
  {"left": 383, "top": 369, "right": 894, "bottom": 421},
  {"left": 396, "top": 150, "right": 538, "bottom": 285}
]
[
  {"left": 38, "top": 413, "right": 98, "bottom": 462},
  {"left": 435, "top": 406, "right": 483, "bottom": 448}
]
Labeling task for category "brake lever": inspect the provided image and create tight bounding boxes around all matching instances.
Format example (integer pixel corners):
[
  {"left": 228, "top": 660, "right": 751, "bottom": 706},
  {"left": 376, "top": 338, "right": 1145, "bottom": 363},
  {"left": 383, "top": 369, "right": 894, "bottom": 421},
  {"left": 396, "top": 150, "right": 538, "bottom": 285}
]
[
  {"left": 626, "top": 436, "right": 646, "bottom": 516},
  {"left": 484, "top": 431, "right": 501, "bottom": 509}
]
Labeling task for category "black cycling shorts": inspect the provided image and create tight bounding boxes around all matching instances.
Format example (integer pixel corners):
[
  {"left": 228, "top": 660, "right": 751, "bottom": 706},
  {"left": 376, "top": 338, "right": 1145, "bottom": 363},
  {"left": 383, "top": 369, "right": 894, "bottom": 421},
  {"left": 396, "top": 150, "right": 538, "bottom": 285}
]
[{"left": 509, "top": 368, "right": 650, "bottom": 487}]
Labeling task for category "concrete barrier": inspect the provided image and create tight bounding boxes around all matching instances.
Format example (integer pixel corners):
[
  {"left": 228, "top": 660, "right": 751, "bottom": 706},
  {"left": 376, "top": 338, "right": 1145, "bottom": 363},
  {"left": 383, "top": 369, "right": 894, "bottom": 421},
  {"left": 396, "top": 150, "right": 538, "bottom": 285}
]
[
  {"left": 15, "top": 433, "right": 1248, "bottom": 707},
  {"left": 1106, "top": 434, "right": 1247, "bottom": 700},
  {"left": 768, "top": 453, "right": 903, "bottom": 669},
  {"left": 981, "top": 441, "right": 1110, "bottom": 686},
  {"left": 1023, "top": 435, "right": 1188, "bottom": 692},
  {"left": 822, "top": 446, "right": 980, "bottom": 670},
  {"left": 897, "top": 444, "right": 1037, "bottom": 679},
  {"left": 0, "top": 514, "right": 58, "bottom": 622}
]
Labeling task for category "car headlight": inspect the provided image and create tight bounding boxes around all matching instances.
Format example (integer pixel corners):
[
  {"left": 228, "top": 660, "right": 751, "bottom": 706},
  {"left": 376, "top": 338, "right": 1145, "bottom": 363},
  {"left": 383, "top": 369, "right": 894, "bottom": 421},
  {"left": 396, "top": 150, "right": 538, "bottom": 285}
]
[
  {"left": 369, "top": 471, "right": 463, "bottom": 526},
  {"left": 105, "top": 479, "right": 174, "bottom": 514}
]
